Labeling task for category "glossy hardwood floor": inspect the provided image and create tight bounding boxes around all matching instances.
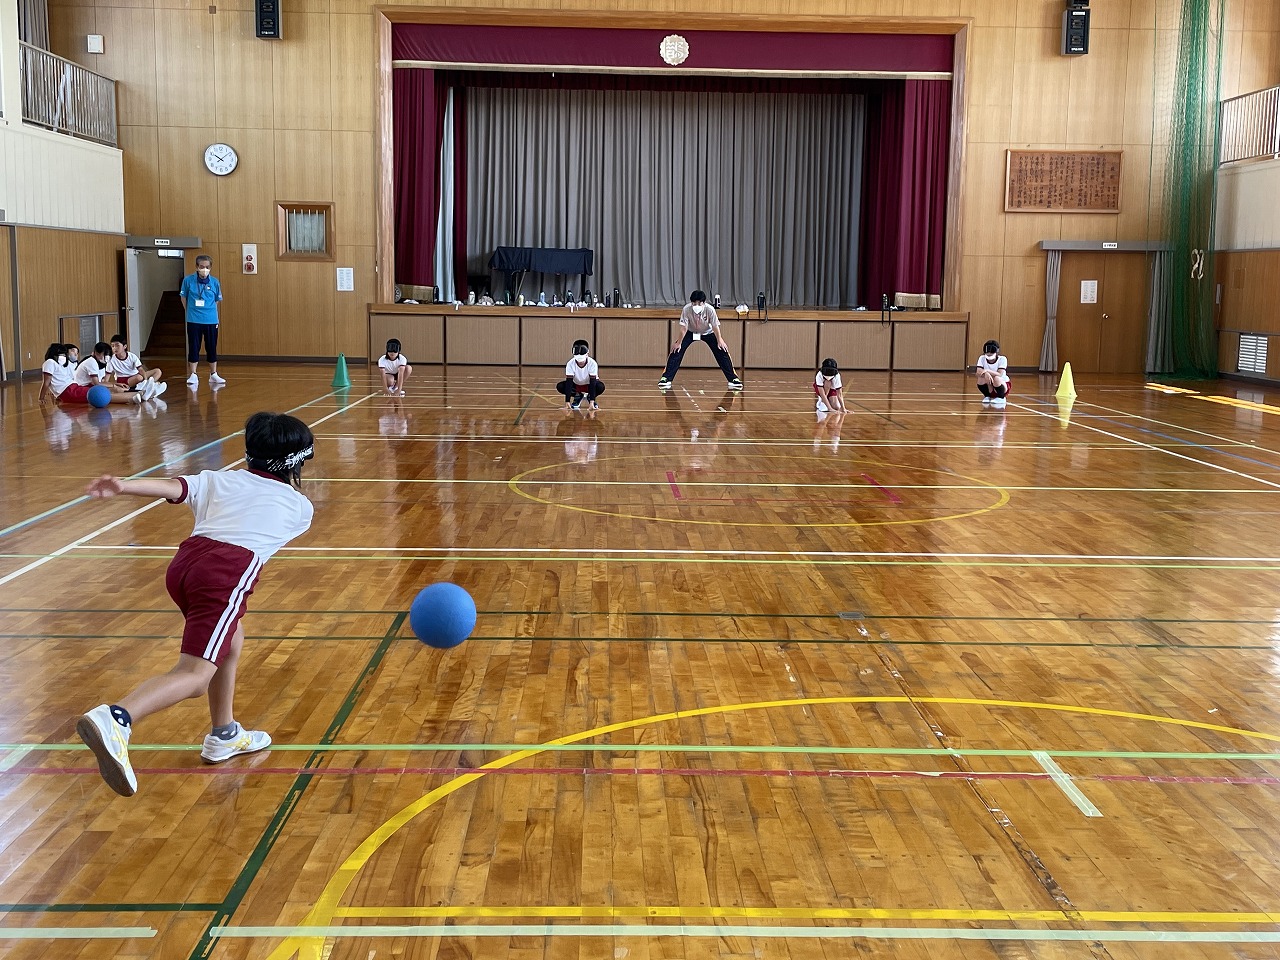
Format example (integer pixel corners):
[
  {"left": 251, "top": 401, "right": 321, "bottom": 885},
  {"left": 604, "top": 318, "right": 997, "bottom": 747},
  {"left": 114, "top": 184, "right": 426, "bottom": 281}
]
[{"left": 3, "top": 362, "right": 1280, "bottom": 959}]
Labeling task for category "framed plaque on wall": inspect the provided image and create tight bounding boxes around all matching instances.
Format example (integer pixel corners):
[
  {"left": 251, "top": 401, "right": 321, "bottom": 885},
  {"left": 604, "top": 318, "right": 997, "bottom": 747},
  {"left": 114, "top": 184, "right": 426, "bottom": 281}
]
[{"left": 1005, "top": 150, "right": 1122, "bottom": 213}]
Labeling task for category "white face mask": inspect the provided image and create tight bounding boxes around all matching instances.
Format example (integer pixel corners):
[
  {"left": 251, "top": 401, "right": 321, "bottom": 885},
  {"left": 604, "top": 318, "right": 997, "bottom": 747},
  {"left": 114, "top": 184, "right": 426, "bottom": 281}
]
[{"left": 692, "top": 304, "right": 705, "bottom": 315}]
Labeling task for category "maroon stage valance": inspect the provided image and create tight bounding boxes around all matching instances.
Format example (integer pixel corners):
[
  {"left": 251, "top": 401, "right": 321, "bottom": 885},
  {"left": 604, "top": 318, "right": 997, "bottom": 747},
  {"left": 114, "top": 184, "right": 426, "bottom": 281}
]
[{"left": 393, "top": 24, "right": 953, "bottom": 76}]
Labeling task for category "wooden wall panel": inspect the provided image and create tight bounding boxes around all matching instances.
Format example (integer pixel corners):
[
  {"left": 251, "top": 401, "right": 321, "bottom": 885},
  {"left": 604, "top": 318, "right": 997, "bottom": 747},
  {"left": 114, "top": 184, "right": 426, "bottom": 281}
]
[
  {"left": 273, "top": 130, "right": 335, "bottom": 202},
  {"left": 892, "top": 321, "right": 968, "bottom": 370},
  {"left": 94, "top": 7, "right": 159, "bottom": 127},
  {"left": 154, "top": 11, "right": 215, "bottom": 128},
  {"left": 157, "top": 126, "right": 218, "bottom": 239},
  {"left": 14, "top": 228, "right": 124, "bottom": 373},
  {"left": 744, "top": 320, "right": 818, "bottom": 369},
  {"left": 1009, "top": 29, "right": 1071, "bottom": 143},
  {"left": 818, "top": 321, "right": 892, "bottom": 370},
  {"left": 332, "top": 13, "right": 376, "bottom": 131},
  {"left": 273, "top": 14, "right": 335, "bottom": 131},
  {"left": 521, "top": 316, "right": 596, "bottom": 365},
  {"left": 962, "top": 142, "right": 1007, "bottom": 257},
  {"left": 214, "top": 241, "right": 280, "bottom": 358},
  {"left": 214, "top": 11, "right": 276, "bottom": 131},
  {"left": 332, "top": 133, "right": 376, "bottom": 247},
  {"left": 683, "top": 320, "right": 743, "bottom": 369},
  {"left": 959, "top": 255, "right": 1004, "bottom": 356},
  {"left": 277, "top": 260, "right": 336, "bottom": 357},
  {"left": 446, "top": 316, "right": 519, "bottom": 365},
  {"left": 1066, "top": 36, "right": 1129, "bottom": 146},
  {"left": 0, "top": 229, "right": 14, "bottom": 378},
  {"left": 336, "top": 245, "right": 377, "bottom": 358},
  {"left": 1217, "top": 251, "right": 1280, "bottom": 336},
  {"left": 966, "top": 25, "right": 1014, "bottom": 144},
  {"left": 594, "top": 317, "right": 669, "bottom": 367},
  {"left": 216, "top": 128, "right": 279, "bottom": 243},
  {"left": 118, "top": 126, "right": 162, "bottom": 235}
]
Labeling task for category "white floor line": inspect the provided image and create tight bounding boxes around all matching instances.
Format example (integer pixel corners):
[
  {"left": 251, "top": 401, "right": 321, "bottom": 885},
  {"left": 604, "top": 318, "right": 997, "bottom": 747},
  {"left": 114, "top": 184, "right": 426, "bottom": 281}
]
[
  {"left": 1032, "top": 751, "right": 1103, "bottom": 817},
  {"left": 1079, "top": 399, "right": 1280, "bottom": 459},
  {"left": 1010, "top": 402, "right": 1280, "bottom": 490},
  {"left": 64, "top": 545, "right": 1280, "bottom": 563}
]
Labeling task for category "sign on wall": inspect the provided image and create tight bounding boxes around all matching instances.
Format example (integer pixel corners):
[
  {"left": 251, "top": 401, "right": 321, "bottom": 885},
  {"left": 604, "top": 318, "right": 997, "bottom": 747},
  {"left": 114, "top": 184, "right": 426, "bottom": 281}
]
[{"left": 1005, "top": 150, "right": 1122, "bottom": 213}]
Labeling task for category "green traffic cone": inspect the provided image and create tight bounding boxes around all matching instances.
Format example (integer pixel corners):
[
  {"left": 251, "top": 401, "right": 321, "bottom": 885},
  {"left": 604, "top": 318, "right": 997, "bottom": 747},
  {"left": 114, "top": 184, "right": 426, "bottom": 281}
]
[{"left": 331, "top": 353, "right": 351, "bottom": 389}]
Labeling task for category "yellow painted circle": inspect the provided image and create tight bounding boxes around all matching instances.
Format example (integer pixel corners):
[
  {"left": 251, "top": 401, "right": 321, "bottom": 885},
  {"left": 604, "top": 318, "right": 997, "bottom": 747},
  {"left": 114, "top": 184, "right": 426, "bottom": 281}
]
[{"left": 508, "top": 454, "right": 1010, "bottom": 527}]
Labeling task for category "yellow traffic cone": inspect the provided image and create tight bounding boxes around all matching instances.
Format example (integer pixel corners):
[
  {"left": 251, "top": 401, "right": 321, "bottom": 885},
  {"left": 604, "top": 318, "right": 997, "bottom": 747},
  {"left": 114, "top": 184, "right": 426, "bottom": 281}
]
[
  {"left": 331, "top": 353, "right": 351, "bottom": 389},
  {"left": 1055, "top": 361, "right": 1077, "bottom": 400}
]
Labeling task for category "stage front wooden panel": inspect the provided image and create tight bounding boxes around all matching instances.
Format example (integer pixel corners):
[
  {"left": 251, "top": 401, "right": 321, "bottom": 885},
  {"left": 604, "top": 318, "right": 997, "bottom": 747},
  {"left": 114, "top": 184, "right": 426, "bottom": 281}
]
[
  {"left": 819, "top": 319, "right": 892, "bottom": 369},
  {"left": 368, "top": 310, "right": 442, "bottom": 364},
  {"left": 445, "top": 315, "right": 519, "bottom": 365},
  {"left": 595, "top": 315, "right": 669, "bottom": 368},
  {"left": 746, "top": 320, "right": 819, "bottom": 369},
  {"left": 893, "top": 320, "right": 969, "bottom": 370},
  {"left": 520, "top": 315, "right": 597, "bottom": 365}
]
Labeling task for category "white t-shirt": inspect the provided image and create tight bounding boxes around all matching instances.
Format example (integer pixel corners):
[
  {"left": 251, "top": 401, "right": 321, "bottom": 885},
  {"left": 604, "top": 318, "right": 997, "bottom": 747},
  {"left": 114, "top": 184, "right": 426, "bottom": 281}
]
[
  {"left": 976, "top": 354, "right": 1009, "bottom": 386},
  {"left": 106, "top": 351, "right": 143, "bottom": 378},
  {"left": 565, "top": 357, "right": 599, "bottom": 385},
  {"left": 73, "top": 356, "right": 107, "bottom": 386},
  {"left": 815, "top": 372, "right": 843, "bottom": 391},
  {"left": 172, "top": 469, "right": 314, "bottom": 561},
  {"left": 41, "top": 358, "right": 75, "bottom": 397},
  {"left": 679, "top": 303, "right": 720, "bottom": 336},
  {"left": 379, "top": 355, "right": 408, "bottom": 373}
]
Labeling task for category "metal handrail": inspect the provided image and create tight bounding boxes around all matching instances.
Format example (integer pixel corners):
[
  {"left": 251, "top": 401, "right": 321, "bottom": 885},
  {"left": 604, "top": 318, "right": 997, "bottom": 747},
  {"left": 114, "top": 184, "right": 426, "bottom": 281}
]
[
  {"left": 1220, "top": 85, "right": 1280, "bottom": 165},
  {"left": 18, "top": 42, "right": 117, "bottom": 147}
]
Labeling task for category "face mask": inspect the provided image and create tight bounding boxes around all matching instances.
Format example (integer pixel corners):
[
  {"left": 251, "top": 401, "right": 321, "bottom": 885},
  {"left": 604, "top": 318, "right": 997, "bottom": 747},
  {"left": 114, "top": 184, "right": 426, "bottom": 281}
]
[
  {"left": 197, "top": 268, "right": 210, "bottom": 278},
  {"left": 692, "top": 305, "right": 705, "bottom": 315},
  {"left": 56, "top": 355, "right": 66, "bottom": 364},
  {"left": 986, "top": 353, "right": 997, "bottom": 361}
]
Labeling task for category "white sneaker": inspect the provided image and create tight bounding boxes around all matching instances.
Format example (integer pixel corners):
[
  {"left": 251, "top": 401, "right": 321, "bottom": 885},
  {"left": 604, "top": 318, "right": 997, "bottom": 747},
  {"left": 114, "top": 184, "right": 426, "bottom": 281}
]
[
  {"left": 209, "top": 373, "right": 227, "bottom": 385},
  {"left": 200, "top": 724, "right": 272, "bottom": 763},
  {"left": 816, "top": 400, "right": 829, "bottom": 413},
  {"left": 153, "top": 381, "right": 168, "bottom": 398},
  {"left": 727, "top": 379, "right": 744, "bottom": 391},
  {"left": 992, "top": 398, "right": 1007, "bottom": 409},
  {"left": 981, "top": 396, "right": 992, "bottom": 405},
  {"left": 76, "top": 704, "right": 137, "bottom": 797},
  {"left": 140, "top": 379, "right": 157, "bottom": 401},
  {"left": 398, "top": 390, "right": 406, "bottom": 396},
  {"left": 186, "top": 373, "right": 198, "bottom": 386}
]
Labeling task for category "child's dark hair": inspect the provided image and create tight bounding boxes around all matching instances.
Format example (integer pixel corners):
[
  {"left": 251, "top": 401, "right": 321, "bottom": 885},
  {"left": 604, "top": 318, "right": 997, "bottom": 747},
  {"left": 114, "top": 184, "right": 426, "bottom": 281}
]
[
  {"left": 689, "top": 289, "right": 707, "bottom": 303},
  {"left": 110, "top": 333, "right": 127, "bottom": 346},
  {"left": 44, "top": 342, "right": 67, "bottom": 362},
  {"left": 64, "top": 343, "right": 79, "bottom": 355},
  {"left": 983, "top": 339, "right": 1000, "bottom": 354},
  {"left": 385, "top": 338, "right": 401, "bottom": 354},
  {"left": 820, "top": 357, "right": 839, "bottom": 376},
  {"left": 92, "top": 341, "right": 110, "bottom": 356},
  {"left": 245, "top": 412, "right": 315, "bottom": 488},
  {"left": 572, "top": 339, "right": 589, "bottom": 356}
]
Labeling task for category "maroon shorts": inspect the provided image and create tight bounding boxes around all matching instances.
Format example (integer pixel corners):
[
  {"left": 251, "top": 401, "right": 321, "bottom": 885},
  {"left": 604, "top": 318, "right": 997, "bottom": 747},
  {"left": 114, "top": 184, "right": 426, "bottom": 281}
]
[
  {"left": 59, "top": 384, "right": 92, "bottom": 403},
  {"left": 165, "top": 536, "right": 264, "bottom": 664},
  {"left": 813, "top": 384, "right": 841, "bottom": 397}
]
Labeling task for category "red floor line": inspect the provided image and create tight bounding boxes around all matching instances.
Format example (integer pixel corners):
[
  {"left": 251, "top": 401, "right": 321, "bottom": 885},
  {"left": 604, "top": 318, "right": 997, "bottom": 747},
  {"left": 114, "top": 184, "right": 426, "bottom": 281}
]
[
  {"left": 860, "top": 472, "right": 904, "bottom": 505},
  {"left": 665, "top": 471, "right": 683, "bottom": 500}
]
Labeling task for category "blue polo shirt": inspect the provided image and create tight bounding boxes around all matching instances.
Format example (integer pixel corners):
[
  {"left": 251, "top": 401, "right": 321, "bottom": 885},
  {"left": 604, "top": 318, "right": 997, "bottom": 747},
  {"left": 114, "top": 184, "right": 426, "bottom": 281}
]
[{"left": 180, "top": 273, "right": 222, "bottom": 325}]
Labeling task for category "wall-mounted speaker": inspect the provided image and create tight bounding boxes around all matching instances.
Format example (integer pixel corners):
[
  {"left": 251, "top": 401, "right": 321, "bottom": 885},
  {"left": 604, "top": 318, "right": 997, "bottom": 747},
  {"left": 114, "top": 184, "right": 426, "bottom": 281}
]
[
  {"left": 1062, "top": 5, "right": 1090, "bottom": 56},
  {"left": 255, "top": 0, "right": 282, "bottom": 39}
]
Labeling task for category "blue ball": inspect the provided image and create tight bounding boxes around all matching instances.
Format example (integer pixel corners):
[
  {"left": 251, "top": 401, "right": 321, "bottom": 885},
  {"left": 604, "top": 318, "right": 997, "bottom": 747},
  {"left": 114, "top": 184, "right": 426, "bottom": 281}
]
[
  {"left": 409, "top": 582, "right": 476, "bottom": 649},
  {"left": 87, "top": 385, "right": 112, "bottom": 408}
]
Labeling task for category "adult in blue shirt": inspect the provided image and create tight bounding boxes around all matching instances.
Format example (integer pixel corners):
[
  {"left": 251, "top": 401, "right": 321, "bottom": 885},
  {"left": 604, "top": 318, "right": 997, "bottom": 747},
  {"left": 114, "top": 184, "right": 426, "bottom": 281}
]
[{"left": 180, "top": 255, "right": 226, "bottom": 386}]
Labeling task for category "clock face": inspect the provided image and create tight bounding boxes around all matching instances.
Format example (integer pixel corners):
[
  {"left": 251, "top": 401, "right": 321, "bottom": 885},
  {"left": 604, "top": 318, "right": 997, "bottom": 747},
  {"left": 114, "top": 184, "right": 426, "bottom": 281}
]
[{"left": 204, "top": 143, "right": 238, "bottom": 176}]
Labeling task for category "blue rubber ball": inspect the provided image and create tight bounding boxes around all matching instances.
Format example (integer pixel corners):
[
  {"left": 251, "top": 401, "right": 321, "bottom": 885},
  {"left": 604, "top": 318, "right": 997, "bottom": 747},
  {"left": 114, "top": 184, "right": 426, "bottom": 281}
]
[
  {"left": 409, "top": 582, "right": 476, "bottom": 649},
  {"left": 87, "top": 385, "right": 112, "bottom": 408}
]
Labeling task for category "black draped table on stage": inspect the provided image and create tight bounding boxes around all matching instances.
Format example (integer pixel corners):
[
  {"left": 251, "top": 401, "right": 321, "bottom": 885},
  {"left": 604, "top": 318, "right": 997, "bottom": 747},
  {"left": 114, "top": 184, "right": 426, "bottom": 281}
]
[{"left": 489, "top": 246, "right": 594, "bottom": 300}]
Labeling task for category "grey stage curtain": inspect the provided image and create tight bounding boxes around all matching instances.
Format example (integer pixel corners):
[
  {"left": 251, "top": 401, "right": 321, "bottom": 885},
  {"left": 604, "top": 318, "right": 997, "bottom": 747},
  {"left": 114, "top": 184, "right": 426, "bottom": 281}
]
[
  {"left": 1146, "top": 250, "right": 1173, "bottom": 374},
  {"left": 466, "top": 87, "right": 864, "bottom": 307},
  {"left": 1039, "top": 250, "right": 1062, "bottom": 372},
  {"left": 434, "top": 88, "right": 457, "bottom": 303},
  {"left": 18, "top": 0, "right": 49, "bottom": 49}
]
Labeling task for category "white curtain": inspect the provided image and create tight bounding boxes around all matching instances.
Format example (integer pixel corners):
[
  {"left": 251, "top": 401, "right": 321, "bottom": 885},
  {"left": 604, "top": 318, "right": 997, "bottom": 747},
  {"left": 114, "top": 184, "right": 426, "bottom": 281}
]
[
  {"left": 466, "top": 87, "right": 864, "bottom": 307},
  {"left": 434, "top": 89, "right": 456, "bottom": 303},
  {"left": 1039, "top": 250, "right": 1062, "bottom": 372}
]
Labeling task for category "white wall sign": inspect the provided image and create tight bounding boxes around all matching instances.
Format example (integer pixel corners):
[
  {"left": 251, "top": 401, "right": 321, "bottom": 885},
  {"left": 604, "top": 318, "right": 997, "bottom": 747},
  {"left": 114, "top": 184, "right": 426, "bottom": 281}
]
[
  {"left": 336, "top": 267, "right": 354, "bottom": 292},
  {"left": 1080, "top": 279, "right": 1098, "bottom": 304},
  {"left": 242, "top": 243, "right": 257, "bottom": 275}
]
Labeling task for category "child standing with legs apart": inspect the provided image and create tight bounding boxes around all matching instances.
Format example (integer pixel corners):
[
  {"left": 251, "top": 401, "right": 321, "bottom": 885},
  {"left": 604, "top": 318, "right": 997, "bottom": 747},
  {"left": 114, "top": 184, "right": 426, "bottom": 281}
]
[
  {"left": 378, "top": 338, "right": 412, "bottom": 395},
  {"left": 975, "top": 339, "right": 1011, "bottom": 409},
  {"left": 76, "top": 412, "right": 315, "bottom": 797},
  {"left": 557, "top": 339, "right": 605, "bottom": 411},
  {"left": 814, "top": 358, "right": 847, "bottom": 414}
]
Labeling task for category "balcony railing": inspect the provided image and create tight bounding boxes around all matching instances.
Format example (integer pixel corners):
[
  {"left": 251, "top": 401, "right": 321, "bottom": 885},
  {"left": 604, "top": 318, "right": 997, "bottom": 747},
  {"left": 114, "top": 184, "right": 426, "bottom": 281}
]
[
  {"left": 19, "top": 42, "right": 117, "bottom": 147},
  {"left": 1220, "top": 85, "right": 1280, "bottom": 165}
]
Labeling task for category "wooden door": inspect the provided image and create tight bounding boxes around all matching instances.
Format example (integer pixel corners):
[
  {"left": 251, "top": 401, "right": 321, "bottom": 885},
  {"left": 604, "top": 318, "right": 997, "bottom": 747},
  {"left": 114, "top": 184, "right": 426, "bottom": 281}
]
[
  {"left": 1056, "top": 252, "right": 1106, "bottom": 372},
  {"left": 1099, "top": 253, "right": 1149, "bottom": 373}
]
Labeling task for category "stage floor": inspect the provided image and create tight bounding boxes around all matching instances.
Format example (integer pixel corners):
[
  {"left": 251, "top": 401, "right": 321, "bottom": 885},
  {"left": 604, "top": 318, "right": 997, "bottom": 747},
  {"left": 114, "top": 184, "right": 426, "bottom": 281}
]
[{"left": 3, "top": 364, "right": 1280, "bottom": 959}]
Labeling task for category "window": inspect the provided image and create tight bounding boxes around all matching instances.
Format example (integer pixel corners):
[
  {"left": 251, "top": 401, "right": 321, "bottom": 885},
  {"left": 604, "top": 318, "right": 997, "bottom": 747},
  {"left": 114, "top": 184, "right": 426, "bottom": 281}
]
[
  {"left": 1238, "top": 334, "right": 1268, "bottom": 375},
  {"left": 276, "top": 202, "right": 334, "bottom": 261}
]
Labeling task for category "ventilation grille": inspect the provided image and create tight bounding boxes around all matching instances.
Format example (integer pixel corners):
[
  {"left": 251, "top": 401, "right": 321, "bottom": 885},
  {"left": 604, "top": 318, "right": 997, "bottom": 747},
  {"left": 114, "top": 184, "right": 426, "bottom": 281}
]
[{"left": 1238, "top": 334, "right": 1268, "bottom": 375}]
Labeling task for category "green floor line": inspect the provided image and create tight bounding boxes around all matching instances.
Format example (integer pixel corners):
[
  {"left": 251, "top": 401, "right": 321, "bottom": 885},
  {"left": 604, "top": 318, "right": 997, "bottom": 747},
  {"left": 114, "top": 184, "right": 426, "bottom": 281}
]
[{"left": 185, "top": 611, "right": 408, "bottom": 960}]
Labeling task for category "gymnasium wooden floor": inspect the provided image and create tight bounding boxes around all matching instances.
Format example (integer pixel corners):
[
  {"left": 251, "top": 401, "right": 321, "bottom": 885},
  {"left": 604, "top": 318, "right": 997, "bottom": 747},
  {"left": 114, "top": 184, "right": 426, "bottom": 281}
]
[{"left": 3, "top": 362, "right": 1280, "bottom": 960}]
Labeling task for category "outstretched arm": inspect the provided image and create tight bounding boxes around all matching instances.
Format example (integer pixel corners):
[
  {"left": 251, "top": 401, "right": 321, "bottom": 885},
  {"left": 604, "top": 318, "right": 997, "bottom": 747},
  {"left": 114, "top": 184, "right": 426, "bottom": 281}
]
[{"left": 86, "top": 476, "right": 185, "bottom": 500}]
